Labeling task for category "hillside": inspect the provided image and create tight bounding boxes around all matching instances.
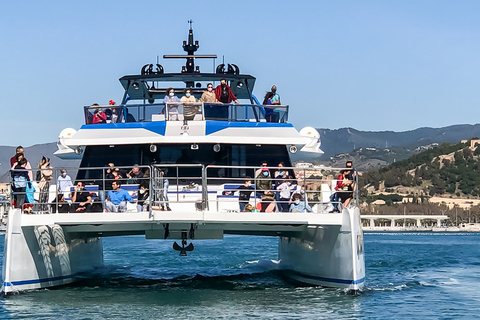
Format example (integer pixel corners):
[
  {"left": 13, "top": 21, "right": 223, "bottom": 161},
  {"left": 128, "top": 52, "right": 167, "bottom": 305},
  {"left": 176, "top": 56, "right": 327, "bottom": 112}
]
[
  {"left": 293, "top": 124, "right": 480, "bottom": 164},
  {"left": 0, "top": 142, "right": 79, "bottom": 182},
  {"left": 360, "top": 140, "right": 480, "bottom": 199}
]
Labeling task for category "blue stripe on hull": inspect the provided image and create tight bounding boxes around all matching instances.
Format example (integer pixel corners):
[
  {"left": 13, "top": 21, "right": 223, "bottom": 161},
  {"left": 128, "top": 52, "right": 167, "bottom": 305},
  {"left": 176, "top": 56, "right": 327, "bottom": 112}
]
[
  {"left": 81, "top": 122, "right": 167, "bottom": 136},
  {"left": 3, "top": 274, "right": 76, "bottom": 287},
  {"left": 285, "top": 270, "right": 365, "bottom": 286},
  {"left": 205, "top": 121, "right": 293, "bottom": 135},
  {"left": 80, "top": 121, "right": 293, "bottom": 136}
]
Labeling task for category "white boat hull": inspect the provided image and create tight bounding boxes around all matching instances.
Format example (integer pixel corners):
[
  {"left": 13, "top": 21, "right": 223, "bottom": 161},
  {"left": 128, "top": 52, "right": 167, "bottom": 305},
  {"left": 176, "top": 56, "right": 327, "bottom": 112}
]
[
  {"left": 1, "top": 209, "right": 103, "bottom": 294},
  {"left": 278, "top": 207, "right": 365, "bottom": 290},
  {"left": 2, "top": 206, "right": 364, "bottom": 293}
]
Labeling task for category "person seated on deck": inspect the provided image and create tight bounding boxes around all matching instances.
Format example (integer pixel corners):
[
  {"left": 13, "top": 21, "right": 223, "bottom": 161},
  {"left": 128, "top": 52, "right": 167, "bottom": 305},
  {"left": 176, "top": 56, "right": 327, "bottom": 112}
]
[
  {"left": 289, "top": 193, "right": 312, "bottom": 213},
  {"left": 51, "top": 194, "right": 70, "bottom": 213},
  {"left": 72, "top": 181, "right": 93, "bottom": 213},
  {"left": 257, "top": 191, "right": 277, "bottom": 212},
  {"left": 126, "top": 164, "right": 144, "bottom": 184},
  {"left": 105, "top": 181, "right": 135, "bottom": 212},
  {"left": 163, "top": 87, "right": 180, "bottom": 120},
  {"left": 180, "top": 88, "right": 198, "bottom": 122},
  {"left": 137, "top": 184, "right": 149, "bottom": 212},
  {"left": 243, "top": 203, "right": 259, "bottom": 213}
]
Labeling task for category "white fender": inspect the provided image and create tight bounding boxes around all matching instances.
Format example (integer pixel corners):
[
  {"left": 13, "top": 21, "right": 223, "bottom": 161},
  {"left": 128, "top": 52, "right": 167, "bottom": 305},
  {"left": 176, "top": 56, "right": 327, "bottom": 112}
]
[{"left": 299, "top": 127, "right": 323, "bottom": 154}]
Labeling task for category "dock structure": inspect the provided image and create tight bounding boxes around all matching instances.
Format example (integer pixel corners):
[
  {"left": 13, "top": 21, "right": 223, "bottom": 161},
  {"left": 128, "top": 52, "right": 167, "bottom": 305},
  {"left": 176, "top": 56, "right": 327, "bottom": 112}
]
[{"left": 361, "top": 214, "right": 449, "bottom": 230}]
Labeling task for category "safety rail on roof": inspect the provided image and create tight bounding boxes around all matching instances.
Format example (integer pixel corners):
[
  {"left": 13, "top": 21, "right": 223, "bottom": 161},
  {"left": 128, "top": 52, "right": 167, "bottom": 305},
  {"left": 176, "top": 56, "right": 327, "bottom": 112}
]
[
  {"left": 84, "top": 102, "right": 289, "bottom": 125},
  {"left": 8, "top": 165, "right": 358, "bottom": 215}
]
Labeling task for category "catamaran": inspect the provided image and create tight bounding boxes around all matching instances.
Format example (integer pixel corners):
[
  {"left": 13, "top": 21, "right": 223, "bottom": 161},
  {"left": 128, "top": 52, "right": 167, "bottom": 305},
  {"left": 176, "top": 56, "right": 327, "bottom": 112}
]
[{"left": 2, "top": 24, "right": 364, "bottom": 294}]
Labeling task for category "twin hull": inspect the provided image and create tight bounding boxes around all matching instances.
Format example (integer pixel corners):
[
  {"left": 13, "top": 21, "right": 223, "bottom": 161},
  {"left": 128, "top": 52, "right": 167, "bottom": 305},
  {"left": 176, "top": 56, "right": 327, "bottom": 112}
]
[{"left": 2, "top": 207, "right": 364, "bottom": 294}]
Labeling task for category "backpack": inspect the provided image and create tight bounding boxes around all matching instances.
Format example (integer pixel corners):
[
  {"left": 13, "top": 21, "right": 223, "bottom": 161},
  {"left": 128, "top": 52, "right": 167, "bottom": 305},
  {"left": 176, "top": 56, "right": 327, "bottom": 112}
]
[
  {"left": 14, "top": 175, "right": 27, "bottom": 189},
  {"left": 36, "top": 170, "right": 42, "bottom": 183}
]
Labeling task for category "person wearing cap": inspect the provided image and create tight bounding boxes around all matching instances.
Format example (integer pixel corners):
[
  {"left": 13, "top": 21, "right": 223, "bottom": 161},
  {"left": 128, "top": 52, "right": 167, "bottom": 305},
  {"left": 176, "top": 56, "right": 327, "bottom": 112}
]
[
  {"left": 127, "top": 164, "right": 144, "bottom": 184},
  {"left": 270, "top": 85, "right": 281, "bottom": 105}
]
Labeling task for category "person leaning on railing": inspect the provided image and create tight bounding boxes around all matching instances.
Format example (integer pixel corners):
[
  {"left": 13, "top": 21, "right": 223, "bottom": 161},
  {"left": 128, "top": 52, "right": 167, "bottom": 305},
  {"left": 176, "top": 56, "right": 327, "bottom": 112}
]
[
  {"left": 215, "top": 78, "right": 239, "bottom": 104},
  {"left": 163, "top": 87, "right": 180, "bottom": 121},
  {"left": 180, "top": 88, "right": 198, "bottom": 122}
]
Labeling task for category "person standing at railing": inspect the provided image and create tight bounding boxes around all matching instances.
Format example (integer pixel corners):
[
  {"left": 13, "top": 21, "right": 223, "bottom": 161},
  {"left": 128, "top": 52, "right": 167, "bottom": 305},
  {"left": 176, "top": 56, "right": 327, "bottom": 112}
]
[
  {"left": 270, "top": 85, "right": 281, "bottom": 105},
  {"left": 201, "top": 83, "right": 218, "bottom": 120},
  {"left": 158, "top": 169, "right": 171, "bottom": 211},
  {"left": 200, "top": 83, "right": 215, "bottom": 103},
  {"left": 215, "top": 78, "right": 239, "bottom": 104},
  {"left": 236, "top": 178, "right": 254, "bottom": 212},
  {"left": 255, "top": 167, "right": 272, "bottom": 199},
  {"left": 181, "top": 88, "right": 198, "bottom": 122},
  {"left": 163, "top": 88, "right": 180, "bottom": 121},
  {"left": 57, "top": 169, "right": 74, "bottom": 198},
  {"left": 277, "top": 178, "right": 292, "bottom": 212},
  {"left": 38, "top": 156, "right": 53, "bottom": 213},
  {"left": 92, "top": 106, "right": 107, "bottom": 124},
  {"left": 11, "top": 158, "right": 30, "bottom": 210},
  {"left": 334, "top": 169, "right": 353, "bottom": 210},
  {"left": 10, "top": 146, "right": 33, "bottom": 181}
]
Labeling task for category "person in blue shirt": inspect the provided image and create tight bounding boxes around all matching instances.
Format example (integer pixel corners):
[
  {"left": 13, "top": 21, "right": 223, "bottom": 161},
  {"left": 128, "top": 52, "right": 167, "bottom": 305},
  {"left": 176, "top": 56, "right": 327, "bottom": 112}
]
[
  {"left": 270, "top": 85, "right": 281, "bottom": 105},
  {"left": 105, "top": 181, "right": 135, "bottom": 212},
  {"left": 289, "top": 193, "right": 312, "bottom": 213}
]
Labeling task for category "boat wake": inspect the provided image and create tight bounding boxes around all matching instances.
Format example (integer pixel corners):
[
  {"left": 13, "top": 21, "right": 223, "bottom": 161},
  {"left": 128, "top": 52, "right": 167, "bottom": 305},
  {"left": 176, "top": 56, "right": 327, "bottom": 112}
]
[
  {"left": 63, "top": 258, "right": 288, "bottom": 291},
  {"left": 69, "top": 268, "right": 289, "bottom": 291}
]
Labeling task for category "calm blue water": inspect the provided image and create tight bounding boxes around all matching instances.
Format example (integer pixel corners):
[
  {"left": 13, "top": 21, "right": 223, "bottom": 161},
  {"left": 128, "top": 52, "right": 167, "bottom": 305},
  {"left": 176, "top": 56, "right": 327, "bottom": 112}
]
[{"left": 1, "top": 232, "right": 480, "bottom": 319}]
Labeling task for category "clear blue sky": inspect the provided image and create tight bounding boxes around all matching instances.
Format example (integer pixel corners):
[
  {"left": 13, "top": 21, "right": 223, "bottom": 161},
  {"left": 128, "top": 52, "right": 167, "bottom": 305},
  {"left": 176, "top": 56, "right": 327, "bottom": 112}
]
[{"left": 1, "top": 1, "right": 479, "bottom": 147}]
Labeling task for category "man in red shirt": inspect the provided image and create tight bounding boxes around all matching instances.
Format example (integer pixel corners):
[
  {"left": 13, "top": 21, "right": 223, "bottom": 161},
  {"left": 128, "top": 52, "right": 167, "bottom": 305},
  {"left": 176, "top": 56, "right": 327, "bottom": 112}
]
[
  {"left": 215, "top": 78, "right": 239, "bottom": 104},
  {"left": 10, "top": 146, "right": 25, "bottom": 167}
]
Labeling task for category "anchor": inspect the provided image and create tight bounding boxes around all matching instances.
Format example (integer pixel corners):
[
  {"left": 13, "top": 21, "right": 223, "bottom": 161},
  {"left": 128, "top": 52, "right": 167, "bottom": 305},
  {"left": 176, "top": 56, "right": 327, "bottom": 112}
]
[{"left": 173, "top": 230, "right": 194, "bottom": 256}]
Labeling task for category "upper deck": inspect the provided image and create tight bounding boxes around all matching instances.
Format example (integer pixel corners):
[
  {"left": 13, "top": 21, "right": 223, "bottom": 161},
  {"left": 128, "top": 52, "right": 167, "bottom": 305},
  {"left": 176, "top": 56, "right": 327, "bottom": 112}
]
[{"left": 83, "top": 102, "right": 289, "bottom": 125}]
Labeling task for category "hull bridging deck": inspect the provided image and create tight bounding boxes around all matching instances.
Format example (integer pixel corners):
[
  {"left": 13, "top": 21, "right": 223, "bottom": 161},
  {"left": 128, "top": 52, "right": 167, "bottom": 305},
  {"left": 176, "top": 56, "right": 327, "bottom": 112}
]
[{"left": 3, "top": 24, "right": 364, "bottom": 294}]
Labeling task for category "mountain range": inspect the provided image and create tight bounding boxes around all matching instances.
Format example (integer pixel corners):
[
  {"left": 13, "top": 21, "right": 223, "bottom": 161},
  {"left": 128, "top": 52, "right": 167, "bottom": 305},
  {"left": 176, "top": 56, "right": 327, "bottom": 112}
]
[{"left": 293, "top": 124, "right": 480, "bottom": 167}]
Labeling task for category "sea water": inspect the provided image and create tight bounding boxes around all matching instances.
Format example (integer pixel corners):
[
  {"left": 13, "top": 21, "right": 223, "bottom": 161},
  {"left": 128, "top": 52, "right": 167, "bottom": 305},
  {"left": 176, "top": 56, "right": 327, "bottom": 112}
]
[{"left": 1, "top": 232, "right": 479, "bottom": 319}]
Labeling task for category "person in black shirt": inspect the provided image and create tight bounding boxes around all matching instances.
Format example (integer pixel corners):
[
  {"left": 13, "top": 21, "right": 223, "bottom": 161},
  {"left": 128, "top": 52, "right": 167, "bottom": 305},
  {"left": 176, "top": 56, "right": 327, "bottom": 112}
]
[
  {"left": 236, "top": 178, "right": 254, "bottom": 212},
  {"left": 72, "top": 181, "right": 92, "bottom": 212}
]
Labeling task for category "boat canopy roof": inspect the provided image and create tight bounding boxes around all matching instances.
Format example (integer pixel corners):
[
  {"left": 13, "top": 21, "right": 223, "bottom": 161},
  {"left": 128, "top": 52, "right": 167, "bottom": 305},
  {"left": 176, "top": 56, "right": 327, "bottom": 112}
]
[{"left": 119, "top": 73, "right": 256, "bottom": 101}]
